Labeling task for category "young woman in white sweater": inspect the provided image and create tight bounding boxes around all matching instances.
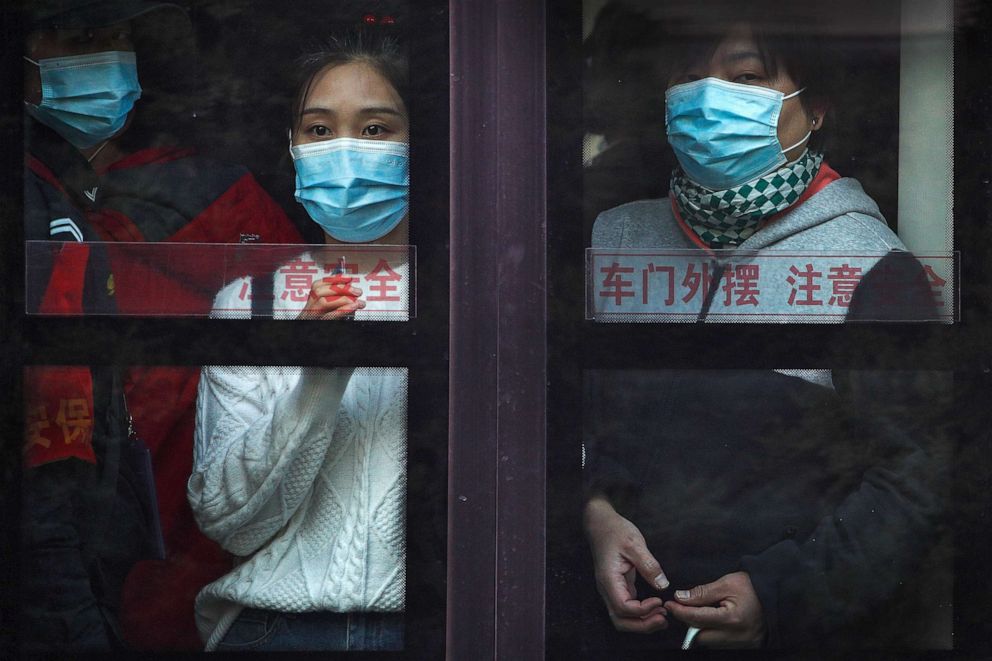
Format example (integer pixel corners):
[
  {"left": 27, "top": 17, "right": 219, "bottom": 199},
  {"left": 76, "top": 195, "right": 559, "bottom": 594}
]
[{"left": 187, "top": 31, "right": 410, "bottom": 651}]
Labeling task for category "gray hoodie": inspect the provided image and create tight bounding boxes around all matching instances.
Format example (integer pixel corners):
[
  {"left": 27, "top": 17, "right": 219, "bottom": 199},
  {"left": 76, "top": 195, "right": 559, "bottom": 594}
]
[
  {"left": 591, "top": 178, "right": 916, "bottom": 323},
  {"left": 593, "top": 177, "right": 902, "bottom": 252}
]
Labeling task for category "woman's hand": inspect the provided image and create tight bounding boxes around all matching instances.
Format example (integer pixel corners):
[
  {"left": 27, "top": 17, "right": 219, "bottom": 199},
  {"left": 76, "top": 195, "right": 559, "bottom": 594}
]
[
  {"left": 665, "top": 571, "right": 766, "bottom": 648},
  {"left": 584, "top": 496, "right": 670, "bottom": 633},
  {"left": 295, "top": 275, "right": 366, "bottom": 320}
]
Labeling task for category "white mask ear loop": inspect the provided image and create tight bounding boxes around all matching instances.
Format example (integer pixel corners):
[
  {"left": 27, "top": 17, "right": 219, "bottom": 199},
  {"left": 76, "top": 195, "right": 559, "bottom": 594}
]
[
  {"left": 86, "top": 140, "right": 110, "bottom": 163},
  {"left": 779, "top": 87, "right": 812, "bottom": 154},
  {"left": 781, "top": 130, "right": 812, "bottom": 155}
]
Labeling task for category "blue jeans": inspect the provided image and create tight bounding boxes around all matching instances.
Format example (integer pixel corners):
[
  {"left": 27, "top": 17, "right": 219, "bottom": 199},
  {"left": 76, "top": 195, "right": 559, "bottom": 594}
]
[{"left": 216, "top": 608, "right": 404, "bottom": 652}]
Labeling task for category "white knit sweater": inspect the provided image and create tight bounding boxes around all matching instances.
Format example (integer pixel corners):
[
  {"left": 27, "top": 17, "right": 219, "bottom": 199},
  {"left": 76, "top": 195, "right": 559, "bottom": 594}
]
[{"left": 188, "top": 264, "right": 407, "bottom": 650}]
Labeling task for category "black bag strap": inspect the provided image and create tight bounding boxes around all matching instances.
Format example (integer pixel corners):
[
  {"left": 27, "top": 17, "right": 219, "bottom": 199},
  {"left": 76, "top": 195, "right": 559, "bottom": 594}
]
[
  {"left": 250, "top": 272, "right": 274, "bottom": 319},
  {"left": 85, "top": 368, "right": 124, "bottom": 559}
]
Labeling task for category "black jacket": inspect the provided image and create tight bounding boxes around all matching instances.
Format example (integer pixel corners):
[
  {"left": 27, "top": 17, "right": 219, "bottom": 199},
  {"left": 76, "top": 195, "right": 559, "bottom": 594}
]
[
  {"left": 20, "top": 122, "right": 157, "bottom": 652},
  {"left": 584, "top": 368, "right": 948, "bottom": 649}
]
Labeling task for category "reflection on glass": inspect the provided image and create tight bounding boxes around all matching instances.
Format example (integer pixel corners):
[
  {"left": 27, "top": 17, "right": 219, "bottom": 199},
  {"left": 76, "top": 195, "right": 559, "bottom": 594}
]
[{"left": 581, "top": 369, "right": 953, "bottom": 650}]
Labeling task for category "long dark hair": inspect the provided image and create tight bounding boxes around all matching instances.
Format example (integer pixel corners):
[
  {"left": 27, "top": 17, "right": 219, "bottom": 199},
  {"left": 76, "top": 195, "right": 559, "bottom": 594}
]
[{"left": 290, "top": 29, "right": 409, "bottom": 134}]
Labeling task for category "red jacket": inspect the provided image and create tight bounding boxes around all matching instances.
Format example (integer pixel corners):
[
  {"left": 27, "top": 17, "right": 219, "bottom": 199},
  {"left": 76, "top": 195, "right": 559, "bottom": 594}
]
[{"left": 29, "top": 143, "right": 303, "bottom": 650}]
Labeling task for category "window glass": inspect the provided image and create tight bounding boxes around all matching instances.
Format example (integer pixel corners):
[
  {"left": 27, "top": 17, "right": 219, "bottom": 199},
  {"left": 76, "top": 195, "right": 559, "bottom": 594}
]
[
  {"left": 22, "top": 0, "right": 416, "bottom": 321},
  {"left": 581, "top": 0, "right": 956, "bottom": 324},
  {"left": 12, "top": 0, "right": 449, "bottom": 656},
  {"left": 19, "top": 364, "right": 446, "bottom": 653},
  {"left": 547, "top": 0, "right": 981, "bottom": 655}
]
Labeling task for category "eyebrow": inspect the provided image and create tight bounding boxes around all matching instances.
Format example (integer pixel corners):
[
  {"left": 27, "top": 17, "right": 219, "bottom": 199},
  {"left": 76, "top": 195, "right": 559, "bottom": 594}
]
[
  {"left": 722, "top": 50, "right": 764, "bottom": 64},
  {"left": 300, "top": 106, "right": 406, "bottom": 118},
  {"left": 359, "top": 106, "right": 405, "bottom": 118}
]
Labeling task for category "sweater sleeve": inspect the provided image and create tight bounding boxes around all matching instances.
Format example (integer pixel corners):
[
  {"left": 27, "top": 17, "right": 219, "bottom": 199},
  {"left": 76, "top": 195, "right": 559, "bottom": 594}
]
[{"left": 187, "top": 365, "right": 354, "bottom": 556}]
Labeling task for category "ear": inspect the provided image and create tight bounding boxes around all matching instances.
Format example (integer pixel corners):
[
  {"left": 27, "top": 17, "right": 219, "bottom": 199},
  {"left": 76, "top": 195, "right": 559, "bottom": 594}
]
[{"left": 808, "top": 101, "right": 829, "bottom": 132}]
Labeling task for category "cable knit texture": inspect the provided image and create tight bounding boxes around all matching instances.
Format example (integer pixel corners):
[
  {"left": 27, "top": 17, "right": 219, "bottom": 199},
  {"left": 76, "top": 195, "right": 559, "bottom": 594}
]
[{"left": 188, "top": 266, "right": 406, "bottom": 650}]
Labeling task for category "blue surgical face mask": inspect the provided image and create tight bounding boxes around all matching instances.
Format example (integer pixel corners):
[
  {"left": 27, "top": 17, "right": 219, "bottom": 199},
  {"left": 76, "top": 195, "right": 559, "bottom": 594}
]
[
  {"left": 24, "top": 51, "right": 142, "bottom": 150},
  {"left": 665, "top": 77, "right": 811, "bottom": 190},
  {"left": 291, "top": 137, "right": 409, "bottom": 243}
]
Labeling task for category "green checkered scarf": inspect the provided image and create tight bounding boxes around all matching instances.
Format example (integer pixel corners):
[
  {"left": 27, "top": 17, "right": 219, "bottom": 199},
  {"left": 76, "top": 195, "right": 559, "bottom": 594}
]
[{"left": 671, "top": 150, "right": 824, "bottom": 249}]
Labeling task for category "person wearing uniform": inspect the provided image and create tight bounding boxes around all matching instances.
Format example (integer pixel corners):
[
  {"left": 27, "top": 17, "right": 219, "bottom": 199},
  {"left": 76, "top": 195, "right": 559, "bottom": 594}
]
[{"left": 21, "top": 0, "right": 303, "bottom": 651}]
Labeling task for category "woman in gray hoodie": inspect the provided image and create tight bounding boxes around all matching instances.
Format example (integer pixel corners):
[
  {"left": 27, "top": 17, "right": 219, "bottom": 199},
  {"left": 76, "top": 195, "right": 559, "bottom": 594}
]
[{"left": 584, "top": 2, "right": 944, "bottom": 650}]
